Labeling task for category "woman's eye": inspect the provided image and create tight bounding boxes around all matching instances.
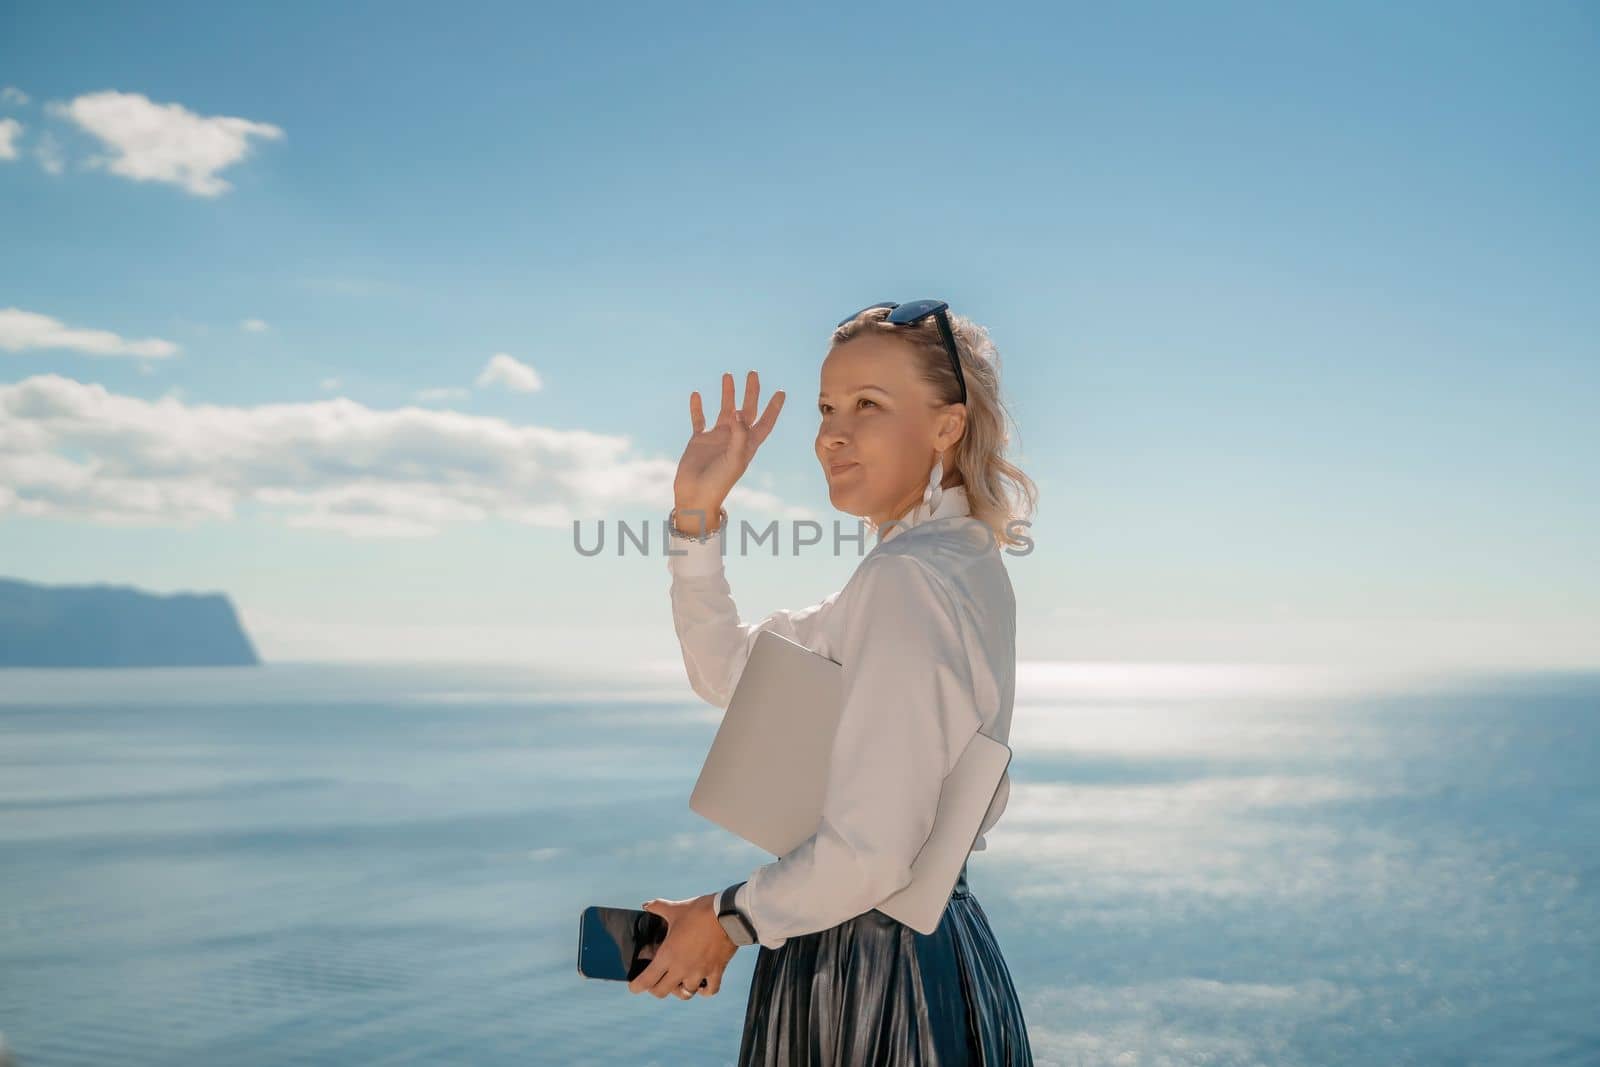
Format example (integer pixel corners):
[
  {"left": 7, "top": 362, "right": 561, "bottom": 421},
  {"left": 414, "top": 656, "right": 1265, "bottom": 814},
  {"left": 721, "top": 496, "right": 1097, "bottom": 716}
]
[{"left": 818, "top": 399, "right": 876, "bottom": 414}]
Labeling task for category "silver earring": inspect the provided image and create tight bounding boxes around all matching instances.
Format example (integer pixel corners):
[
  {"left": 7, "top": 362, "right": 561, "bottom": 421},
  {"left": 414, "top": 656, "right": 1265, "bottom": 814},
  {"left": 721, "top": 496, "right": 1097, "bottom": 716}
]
[{"left": 921, "top": 456, "right": 944, "bottom": 520}]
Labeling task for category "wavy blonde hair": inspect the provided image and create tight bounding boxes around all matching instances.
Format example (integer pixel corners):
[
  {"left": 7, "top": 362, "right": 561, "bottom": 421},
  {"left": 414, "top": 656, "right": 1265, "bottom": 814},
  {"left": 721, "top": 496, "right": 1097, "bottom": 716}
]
[{"left": 831, "top": 305, "right": 1038, "bottom": 548}]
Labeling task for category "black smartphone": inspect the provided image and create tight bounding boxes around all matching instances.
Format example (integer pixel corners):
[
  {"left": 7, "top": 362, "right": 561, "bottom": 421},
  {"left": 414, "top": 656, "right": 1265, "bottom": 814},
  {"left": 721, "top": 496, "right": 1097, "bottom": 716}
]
[{"left": 577, "top": 905, "right": 669, "bottom": 982}]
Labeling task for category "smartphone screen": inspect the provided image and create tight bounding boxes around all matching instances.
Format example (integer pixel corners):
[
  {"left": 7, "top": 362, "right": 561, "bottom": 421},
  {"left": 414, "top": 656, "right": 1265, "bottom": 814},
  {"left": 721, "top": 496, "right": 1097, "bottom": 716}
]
[{"left": 577, "top": 905, "right": 669, "bottom": 982}]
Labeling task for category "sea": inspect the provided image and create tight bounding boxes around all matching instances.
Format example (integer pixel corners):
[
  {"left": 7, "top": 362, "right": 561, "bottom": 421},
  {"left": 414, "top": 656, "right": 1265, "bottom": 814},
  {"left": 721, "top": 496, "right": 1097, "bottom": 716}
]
[{"left": 0, "top": 661, "right": 1596, "bottom": 1067}]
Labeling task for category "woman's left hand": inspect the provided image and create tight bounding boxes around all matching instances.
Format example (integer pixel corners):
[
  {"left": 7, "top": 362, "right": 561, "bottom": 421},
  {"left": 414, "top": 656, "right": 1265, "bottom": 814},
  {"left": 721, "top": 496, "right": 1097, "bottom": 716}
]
[{"left": 627, "top": 892, "right": 737, "bottom": 1000}]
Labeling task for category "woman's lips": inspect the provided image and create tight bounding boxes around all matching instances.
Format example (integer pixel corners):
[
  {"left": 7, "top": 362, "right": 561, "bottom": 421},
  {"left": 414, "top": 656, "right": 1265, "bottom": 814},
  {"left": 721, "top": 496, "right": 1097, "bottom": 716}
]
[{"left": 829, "top": 462, "right": 858, "bottom": 475}]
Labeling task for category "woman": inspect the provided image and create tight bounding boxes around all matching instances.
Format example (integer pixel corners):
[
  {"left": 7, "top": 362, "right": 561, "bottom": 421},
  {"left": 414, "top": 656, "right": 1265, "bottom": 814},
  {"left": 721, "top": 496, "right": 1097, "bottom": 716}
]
[{"left": 629, "top": 301, "right": 1037, "bottom": 1065}]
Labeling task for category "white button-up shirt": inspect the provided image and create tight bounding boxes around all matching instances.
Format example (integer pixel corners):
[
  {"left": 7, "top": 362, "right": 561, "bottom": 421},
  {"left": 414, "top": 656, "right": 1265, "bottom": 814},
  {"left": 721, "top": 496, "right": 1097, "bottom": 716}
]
[{"left": 666, "top": 484, "right": 1017, "bottom": 949}]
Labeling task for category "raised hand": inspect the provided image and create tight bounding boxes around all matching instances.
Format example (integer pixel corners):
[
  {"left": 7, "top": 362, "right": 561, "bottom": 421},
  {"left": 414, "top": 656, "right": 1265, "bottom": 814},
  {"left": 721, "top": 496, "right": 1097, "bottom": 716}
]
[{"left": 672, "top": 371, "right": 785, "bottom": 536}]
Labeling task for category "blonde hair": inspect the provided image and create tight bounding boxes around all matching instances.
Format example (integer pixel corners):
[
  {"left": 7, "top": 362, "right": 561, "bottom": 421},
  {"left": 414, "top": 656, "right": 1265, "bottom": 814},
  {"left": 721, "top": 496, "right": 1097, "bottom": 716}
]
[{"left": 831, "top": 305, "right": 1038, "bottom": 548}]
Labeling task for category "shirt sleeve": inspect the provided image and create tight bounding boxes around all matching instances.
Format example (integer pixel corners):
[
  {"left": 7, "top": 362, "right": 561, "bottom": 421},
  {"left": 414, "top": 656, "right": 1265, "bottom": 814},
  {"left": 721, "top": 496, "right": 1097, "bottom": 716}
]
[
  {"left": 734, "top": 553, "right": 984, "bottom": 949},
  {"left": 667, "top": 520, "right": 842, "bottom": 709}
]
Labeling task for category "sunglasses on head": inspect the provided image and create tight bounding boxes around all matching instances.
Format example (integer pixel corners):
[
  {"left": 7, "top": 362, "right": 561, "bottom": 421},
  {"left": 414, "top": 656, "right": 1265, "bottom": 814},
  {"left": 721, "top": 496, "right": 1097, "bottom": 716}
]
[{"left": 836, "top": 299, "right": 967, "bottom": 406}]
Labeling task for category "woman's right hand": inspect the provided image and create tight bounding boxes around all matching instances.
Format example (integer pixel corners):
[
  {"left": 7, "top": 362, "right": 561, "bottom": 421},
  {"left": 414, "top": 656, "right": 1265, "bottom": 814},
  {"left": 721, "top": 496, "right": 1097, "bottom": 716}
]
[{"left": 673, "top": 371, "right": 785, "bottom": 534}]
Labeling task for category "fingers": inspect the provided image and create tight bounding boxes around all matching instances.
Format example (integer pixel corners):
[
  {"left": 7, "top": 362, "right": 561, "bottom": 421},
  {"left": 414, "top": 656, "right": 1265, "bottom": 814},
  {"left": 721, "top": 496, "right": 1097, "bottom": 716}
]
[
  {"left": 719, "top": 372, "right": 736, "bottom": 426},
  {"left": 633, "top": 960, "right": 720, "bottom": 999},
  {"left": 740, "top": 371, "right": 781, "bottom": 434},
  {"left": 740, "top": 370, "right": 759, "bottom": 425},
  {"left": 749, "top": 389, "right": 785, "bottom": 445},
  {"left": 628, "top": 954, "right": 669, "bottom": 996},
  {"left": 646, "top": 964, "right": 696, "bottom": 999},
  {"left": 695, "top": 371, "right": 778, "bottom": 442},
  {"left": 627, "top": 942, "right": 696, "bottom": 1000}
]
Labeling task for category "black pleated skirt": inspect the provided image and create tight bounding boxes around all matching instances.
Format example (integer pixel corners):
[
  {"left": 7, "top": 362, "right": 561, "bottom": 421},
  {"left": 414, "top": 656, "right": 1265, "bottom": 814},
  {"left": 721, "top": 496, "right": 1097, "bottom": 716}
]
[{"left": 736, "top": 861, "right": 1034, "bottom": 1066}]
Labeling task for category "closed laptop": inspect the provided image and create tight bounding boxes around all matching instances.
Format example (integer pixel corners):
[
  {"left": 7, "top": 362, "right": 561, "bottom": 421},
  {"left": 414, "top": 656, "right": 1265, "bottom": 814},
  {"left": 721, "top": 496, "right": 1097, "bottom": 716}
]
[{"left": 689, "top": 629, "right": 1011, "bottom": 935}]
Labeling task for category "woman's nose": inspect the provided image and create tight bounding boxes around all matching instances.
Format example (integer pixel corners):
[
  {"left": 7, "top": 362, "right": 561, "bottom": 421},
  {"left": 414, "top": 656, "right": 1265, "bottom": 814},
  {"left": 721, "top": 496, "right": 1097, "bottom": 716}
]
[{"left": 817, "top": 421, "right": 849, "bottom": 448}]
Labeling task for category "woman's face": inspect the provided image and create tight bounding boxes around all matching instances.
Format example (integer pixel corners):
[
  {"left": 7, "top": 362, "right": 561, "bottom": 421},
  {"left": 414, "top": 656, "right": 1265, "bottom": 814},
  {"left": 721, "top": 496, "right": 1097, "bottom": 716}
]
[{"left": 815, "top": 333, "right": 964, "bottom": 530}]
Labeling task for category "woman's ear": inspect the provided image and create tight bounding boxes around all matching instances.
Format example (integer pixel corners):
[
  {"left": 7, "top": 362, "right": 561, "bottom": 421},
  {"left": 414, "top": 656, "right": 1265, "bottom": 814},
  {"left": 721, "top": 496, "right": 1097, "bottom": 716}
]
[{"left": 937, "top": 404, "right": 967, "bottom": 450}]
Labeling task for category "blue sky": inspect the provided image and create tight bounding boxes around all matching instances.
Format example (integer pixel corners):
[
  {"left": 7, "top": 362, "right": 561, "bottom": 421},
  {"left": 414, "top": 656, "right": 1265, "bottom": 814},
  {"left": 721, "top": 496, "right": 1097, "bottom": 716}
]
[{"left": 1, "top": 1, "right": 1595, "bottom": 672}]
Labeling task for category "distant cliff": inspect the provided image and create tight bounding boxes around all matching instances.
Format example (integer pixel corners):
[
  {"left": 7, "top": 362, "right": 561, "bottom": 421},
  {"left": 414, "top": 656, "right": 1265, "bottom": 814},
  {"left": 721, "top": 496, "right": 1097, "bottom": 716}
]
[{"left": 0, "top": 577, "right": 261, "bottom": 668}]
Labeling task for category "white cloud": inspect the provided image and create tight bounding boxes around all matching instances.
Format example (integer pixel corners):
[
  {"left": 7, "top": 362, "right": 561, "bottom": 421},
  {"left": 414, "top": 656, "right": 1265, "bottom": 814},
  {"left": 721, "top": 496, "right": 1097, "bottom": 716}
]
[
  {"left": 0, "top": 374, "right": 797, "bottom": 537},
  {"left": 475, "top": 353, "right": 543, "bottom": 393},
  {"left": 0, "top": 307, "right": 180, "bottom": 359},
  {"left": 240, "top": 318, "right": 269, "bottom": 333},
  {"left": 319, "top": 377, "right": 342, "bottom": 392},
  {"left": 44, "top": 90, "right": 283, "bottom": 198},
  {"left": 415, "top": 386, "right": 470, "bottom": 403},
  {"left": 0, "top": 118, "right": 20, "bottom": 160},
  {"left": 34, "top": 131, "right": 65, "bottom": 175},
  {"left": 1, "top": 87, "right": 29, "bottom": 106}
]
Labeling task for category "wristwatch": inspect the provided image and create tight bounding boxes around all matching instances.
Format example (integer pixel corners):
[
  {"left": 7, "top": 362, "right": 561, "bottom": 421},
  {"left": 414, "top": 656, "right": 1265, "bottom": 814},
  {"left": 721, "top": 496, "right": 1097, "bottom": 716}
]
[{"left": 716, "top": 881, "right": 758, "bottom": 947}]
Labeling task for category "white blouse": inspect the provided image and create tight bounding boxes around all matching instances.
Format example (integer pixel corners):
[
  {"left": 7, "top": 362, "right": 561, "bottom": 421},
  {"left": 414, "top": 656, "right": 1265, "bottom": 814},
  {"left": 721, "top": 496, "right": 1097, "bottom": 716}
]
[{"left": 666, "top": 484, "right": 1017, "bottom": 950}]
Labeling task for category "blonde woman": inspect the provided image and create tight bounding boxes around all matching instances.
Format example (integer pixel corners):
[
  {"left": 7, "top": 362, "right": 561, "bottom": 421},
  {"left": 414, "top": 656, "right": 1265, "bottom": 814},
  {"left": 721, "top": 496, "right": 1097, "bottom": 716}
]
[{"left": 630, "top": 301, "right": 1037, "bottom": 1065}]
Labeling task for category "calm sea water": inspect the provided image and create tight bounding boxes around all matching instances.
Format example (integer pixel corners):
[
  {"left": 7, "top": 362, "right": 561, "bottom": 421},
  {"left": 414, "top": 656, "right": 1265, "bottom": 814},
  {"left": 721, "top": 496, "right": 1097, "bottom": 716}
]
[{"left": 0, "top": 662, "right": 1596, "bottom": 1067}]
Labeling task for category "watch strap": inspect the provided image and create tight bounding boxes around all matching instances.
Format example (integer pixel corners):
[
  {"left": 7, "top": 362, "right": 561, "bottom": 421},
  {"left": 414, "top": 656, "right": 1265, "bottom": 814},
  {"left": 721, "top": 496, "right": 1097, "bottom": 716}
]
[{"left": 716, "top": 881, "right": 758, "bottom": 946}]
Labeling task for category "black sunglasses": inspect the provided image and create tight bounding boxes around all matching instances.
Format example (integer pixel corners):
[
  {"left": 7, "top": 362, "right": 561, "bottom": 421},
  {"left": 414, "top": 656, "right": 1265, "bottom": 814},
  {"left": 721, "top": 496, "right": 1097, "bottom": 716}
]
[{"left": 836, "top": 299, "right": 967, "bottom": 406}]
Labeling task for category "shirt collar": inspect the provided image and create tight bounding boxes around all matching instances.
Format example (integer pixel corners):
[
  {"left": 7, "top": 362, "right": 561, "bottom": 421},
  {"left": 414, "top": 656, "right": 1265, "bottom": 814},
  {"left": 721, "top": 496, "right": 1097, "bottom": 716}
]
[{"left": 875, "top": 483, "right": 971, "bottom": 545}]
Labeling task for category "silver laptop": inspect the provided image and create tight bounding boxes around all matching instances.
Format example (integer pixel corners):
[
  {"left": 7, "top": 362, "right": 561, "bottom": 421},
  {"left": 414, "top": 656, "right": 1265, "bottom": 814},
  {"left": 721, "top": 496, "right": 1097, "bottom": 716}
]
[{"left": 689, "top": 629, "right": 1012, "bottom": 935}]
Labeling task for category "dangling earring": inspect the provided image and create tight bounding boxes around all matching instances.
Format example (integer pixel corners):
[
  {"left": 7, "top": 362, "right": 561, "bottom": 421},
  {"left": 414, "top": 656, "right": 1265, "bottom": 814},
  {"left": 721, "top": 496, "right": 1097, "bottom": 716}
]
[{"left": 921, "top": 455, "right": 944, "bottom": 521}]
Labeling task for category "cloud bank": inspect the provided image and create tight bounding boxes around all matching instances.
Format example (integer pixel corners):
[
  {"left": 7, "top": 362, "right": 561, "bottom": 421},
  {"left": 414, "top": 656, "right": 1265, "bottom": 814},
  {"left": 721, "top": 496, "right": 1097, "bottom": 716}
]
[
  {"left": 0, "top": 374, "right": 798, "bottom": 537},
  {"left": 0, "top": 308, "right": 179, "bottom": 360}
]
